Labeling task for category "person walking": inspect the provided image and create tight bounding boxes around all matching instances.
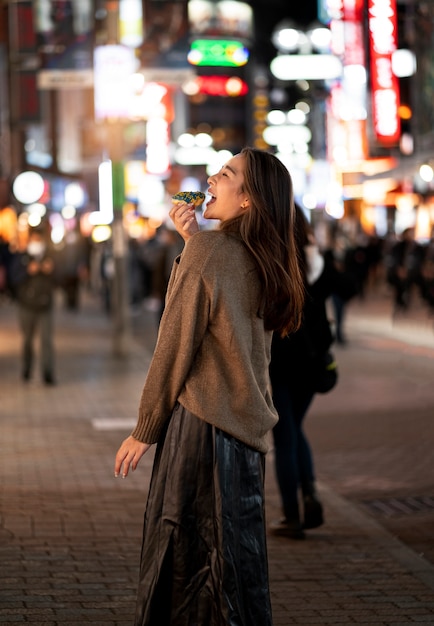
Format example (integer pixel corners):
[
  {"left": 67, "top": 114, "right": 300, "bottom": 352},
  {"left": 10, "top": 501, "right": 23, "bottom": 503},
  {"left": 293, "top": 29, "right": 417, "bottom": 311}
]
[
  {"left": 114, "top": 148, "right": 305, "bottom": 626},
  {"left": 324, "top": 231, "right": 356, "bottom": 345},
  {"left": 385, "top": 227, "right": 425, "bottom": 314},
  {"left": 9, "top": 227, "right": 57, "bottom": 384},
  {"left": 269, "top": 207, "right": 353, "bottom": 539}
]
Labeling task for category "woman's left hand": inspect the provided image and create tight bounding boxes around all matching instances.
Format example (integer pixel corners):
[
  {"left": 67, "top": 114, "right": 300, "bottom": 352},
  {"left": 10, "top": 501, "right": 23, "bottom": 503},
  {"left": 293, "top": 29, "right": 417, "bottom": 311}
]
[{"left": 114, "top": 435, "right": 151, "bottom": 478}]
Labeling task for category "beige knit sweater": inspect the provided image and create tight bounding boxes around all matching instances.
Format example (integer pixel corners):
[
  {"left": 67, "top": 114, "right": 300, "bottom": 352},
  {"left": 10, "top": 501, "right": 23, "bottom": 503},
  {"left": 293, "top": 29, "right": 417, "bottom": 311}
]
[{"left": 131, "top": 229, "right": 278, "bottom": 453}]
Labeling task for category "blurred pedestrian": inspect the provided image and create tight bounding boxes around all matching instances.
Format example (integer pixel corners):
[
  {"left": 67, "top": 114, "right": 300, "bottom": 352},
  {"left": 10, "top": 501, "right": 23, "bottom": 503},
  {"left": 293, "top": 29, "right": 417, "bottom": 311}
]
[
  {"left": 114, "top": 148, "right": 305, "bottom": 625},
  {"left": 0, "top": 234, "right": 14, "bottom": 300},
  {"left": 151, "top": 225, "right": 184, "bottom": 321},
  {"left": 99, "top": 240, "right": 114, "bottom": 314},
  {"left": 128, "top": 237, "right": 146, "bottom": 309},
  {"left": 139, "top": 228, "right": 166, "bottom": 300},
  {"left": 345, "top": 232, "right": 370, "bottom": 299},
  {"left": 365, "top": 234, "right": 385, "bottom": 294},
  {"left": 385, "top": 227, "right": 425, "bottom": 314},
  {"left": 55, "top": 226, "right": 89, "bottom": 311},
  {"left": 324, "top": 232, "right": 357, "bottom": 345},
  {"left": 421, "top": 227, "right": 434, "bottom": 314},
  {"left": 9, "top": 228, "right": 57, "bottom": 384},
  {"left": 268, "top": 207, "right": 353, "bottom": 539}
]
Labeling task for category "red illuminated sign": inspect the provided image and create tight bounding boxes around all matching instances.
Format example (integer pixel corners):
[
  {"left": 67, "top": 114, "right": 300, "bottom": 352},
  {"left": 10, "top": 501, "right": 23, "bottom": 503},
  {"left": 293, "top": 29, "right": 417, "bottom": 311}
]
[
  {"left": 343, "top": 0, "right": 364, "bottom": 65},
  {"left": 368, "top": 0, "right": 400, "bottom": 144},
  {"left": 195, "top": 76, "right": 248, "bottom": 97},
  {"left": 343, "top": 0, "right": 363, "bottom": 22}
]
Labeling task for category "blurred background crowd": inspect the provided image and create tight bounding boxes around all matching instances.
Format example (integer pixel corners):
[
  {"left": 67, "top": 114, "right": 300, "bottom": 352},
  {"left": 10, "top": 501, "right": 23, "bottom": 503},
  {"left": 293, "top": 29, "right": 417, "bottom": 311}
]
[
  {"left": 1, "top": 217, "right": 434, "bottom": 324},
  {"left": 1, "top": 0, "right": 434, "bottom": 340}
]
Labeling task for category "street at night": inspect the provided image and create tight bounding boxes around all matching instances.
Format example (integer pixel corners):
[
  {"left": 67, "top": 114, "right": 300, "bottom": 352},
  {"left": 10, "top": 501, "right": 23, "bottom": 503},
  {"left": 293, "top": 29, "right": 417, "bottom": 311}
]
[{"left": 1, "top": 285, "right": 434, "bottom": 624}]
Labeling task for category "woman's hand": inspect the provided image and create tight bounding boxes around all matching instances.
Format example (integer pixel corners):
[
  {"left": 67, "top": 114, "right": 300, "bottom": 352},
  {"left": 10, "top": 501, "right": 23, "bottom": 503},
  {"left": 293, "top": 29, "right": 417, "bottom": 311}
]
[
  {"left": 114, "top": 435, "right": 151, "bottom": 478},
  {"left": 169, "top": 202, "right": 200, "bottom": 241}
]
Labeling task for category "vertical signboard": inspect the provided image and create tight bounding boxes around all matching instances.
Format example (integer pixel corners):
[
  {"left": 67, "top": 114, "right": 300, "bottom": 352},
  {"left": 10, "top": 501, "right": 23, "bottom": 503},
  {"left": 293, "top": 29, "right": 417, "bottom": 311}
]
[
  {"left": 8, "top": 1, "right": 41, "bottom": 122},
  {"left": 368, "top": 0, "right": 400, "bottom": 144},
  {"left": 342, "top": 0, "right": 368, "bottom": 160},
  {"left": 93, "top": 45, "right": 136, "bottom": 120}
]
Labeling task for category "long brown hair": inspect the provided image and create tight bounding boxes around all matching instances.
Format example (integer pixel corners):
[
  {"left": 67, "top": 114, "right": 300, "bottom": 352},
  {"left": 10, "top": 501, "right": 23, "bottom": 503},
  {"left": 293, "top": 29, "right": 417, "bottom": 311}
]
[{"left": 220, "top": 147, "right": 305, "bottom": 336}]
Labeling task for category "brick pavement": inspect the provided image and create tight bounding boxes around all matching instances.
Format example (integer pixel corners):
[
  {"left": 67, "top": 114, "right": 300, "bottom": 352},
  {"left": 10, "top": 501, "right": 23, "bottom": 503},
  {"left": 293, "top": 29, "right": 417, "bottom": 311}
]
[{"left": 1, "top": 289, "right": 434, "bottom": 624}]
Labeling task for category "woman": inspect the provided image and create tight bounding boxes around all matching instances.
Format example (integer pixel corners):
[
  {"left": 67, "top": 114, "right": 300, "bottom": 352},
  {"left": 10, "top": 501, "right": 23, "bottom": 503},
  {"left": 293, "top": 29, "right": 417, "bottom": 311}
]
[
  {"left": 114, "top": 148, "right": 305, "bottom": 625},
  {"left": 269, "top": 206, "right": 352, "bottom": 539}
]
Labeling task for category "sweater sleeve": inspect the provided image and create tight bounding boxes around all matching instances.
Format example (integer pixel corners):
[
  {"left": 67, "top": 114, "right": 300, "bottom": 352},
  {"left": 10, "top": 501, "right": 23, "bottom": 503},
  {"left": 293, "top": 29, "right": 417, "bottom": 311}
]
[{"left": 130, "top": 233, "right": 213, "bottom": 443}]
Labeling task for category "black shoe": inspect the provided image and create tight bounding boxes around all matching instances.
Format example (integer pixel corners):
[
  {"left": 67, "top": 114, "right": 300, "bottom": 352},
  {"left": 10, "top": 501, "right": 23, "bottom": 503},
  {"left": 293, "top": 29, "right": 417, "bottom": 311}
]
[
  {"left": 270, "top": 518, "right": 305, "bottom": 539},
  {"left": 303, "top": 494, "right": 324, "bottom": 529},
  {"left": 44, "top": 374, "right": 56, "bottom": 386},
  {"left": 22, "top": 371, "right": 30, "bottom": 382}
]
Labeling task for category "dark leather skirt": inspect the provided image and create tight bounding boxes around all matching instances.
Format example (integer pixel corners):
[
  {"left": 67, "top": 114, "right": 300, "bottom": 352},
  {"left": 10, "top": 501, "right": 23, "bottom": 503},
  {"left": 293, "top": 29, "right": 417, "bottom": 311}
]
[{"left": 134, "top": 403, "right": 273, "bottom": 626}]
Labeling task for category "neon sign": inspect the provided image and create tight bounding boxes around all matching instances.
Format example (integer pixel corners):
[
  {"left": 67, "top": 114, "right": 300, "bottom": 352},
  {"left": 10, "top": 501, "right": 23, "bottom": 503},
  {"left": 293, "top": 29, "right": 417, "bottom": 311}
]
[
  {"left": 195, "top": 75, "right": 248, "bottom": 96},
  {"left": 368, "top": 0, "right": 400, "bottom": 144},
  {"left": 188, "top": 40, "right": 249, "bottom": 67}
]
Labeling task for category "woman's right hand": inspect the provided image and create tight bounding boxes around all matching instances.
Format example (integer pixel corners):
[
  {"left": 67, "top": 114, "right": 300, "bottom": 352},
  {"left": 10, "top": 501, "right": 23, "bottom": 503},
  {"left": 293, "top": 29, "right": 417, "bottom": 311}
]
[
  {"left": 169, "top": 202, "right": 200, "bottom": 241},
  {"left": 114, "top": 435, "right": 151, "bottom": 478}
]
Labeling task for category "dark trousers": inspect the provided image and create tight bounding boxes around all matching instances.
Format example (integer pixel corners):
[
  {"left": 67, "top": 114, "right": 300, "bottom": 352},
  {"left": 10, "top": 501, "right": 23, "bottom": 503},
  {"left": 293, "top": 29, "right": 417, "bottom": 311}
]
[
  {"left": 331, "top": 293, "right": 346, "bottom": 343},
  {"left": 19, "top": 306, "right": 54, "bottom": 379},
  {"left": 272, "top": 383, "right": 315, "bottom": 521}
]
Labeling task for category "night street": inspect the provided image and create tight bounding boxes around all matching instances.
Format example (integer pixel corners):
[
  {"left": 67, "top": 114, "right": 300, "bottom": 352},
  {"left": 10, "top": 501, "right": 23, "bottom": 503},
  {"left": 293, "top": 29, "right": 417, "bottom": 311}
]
[{"left": 1, "top": 284, "right": 434, "bottom": 624}]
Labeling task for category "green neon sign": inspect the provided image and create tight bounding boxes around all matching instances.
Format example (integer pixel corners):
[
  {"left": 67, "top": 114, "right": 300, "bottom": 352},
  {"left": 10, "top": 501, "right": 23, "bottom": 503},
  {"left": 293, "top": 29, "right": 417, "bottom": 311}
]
[{"left": 188, "top": 39, "right": 249, "bottom": 67}]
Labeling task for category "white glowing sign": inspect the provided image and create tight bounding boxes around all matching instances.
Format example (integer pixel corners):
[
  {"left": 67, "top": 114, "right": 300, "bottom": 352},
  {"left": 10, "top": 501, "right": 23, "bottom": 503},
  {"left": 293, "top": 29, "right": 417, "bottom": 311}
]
[
  {"left": 94, "top": 45, "right": 136, "bottom": 120},
  {"left": 90, "top": 160, "right": 114, "bottom": 225},
  {"left": 146, "top": 118, "right": 170, "bottom": 175},
  {"left": 337, "top": 0, "right": 368, "bottom": 160},
  {"left": 368, "top": 0, "right": 400, "bottom": 144},
  {"left": 139, "top": 83, "right": 173, "bottom": 176},
  {"left": 270, "top": 54, "right": 342, "bottom": 81}
]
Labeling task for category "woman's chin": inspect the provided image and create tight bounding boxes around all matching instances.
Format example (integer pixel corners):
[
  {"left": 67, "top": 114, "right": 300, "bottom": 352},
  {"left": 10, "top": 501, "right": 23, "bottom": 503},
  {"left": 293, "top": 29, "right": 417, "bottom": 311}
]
[{"left": 203, "top": 206, "right": 215, "bottom": 220}]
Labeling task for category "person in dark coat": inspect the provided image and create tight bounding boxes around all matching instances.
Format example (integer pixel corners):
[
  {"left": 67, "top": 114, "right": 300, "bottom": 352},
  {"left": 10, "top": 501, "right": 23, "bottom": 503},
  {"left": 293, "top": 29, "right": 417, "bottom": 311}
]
[
  {"left": 269, "top": 206, "right": 354, "bottom": 539},
  {"left": 385, "top": 227, "right": 426, "bottom": 313},
  {"left": 9, "top": 228, "right": 57, "bottom": 384}
]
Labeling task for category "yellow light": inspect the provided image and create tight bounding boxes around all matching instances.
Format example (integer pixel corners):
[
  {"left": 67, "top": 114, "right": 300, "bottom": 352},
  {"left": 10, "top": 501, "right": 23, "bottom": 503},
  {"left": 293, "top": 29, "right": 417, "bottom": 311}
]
[
  {"left": 396, "top": 195, "right": 414, "bottom": 213},
  {"left": 92, "top": 225, "right": 112, "bottom": 243},
  {"left": 28, "top": 212, "right": 42, "bottom": 228},
  {"left": 0, "top": 206, "right": 18, "bottom": 242},
  {"left": 398, "top": 104, "right": 412, "bottom": 120},
  {"left": 225, "top": 77, "right": 244, "bottom": 96},
  {"left": 61, "top": 205, "right": 76, "bottom": 220},
  {"left": 415, "top": 205, "right": 431, "bottom": 240}
]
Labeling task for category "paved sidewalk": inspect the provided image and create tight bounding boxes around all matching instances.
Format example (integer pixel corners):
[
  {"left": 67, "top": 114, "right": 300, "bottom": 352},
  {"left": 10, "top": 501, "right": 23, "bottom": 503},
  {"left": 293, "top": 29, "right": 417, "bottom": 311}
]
[{"left": 1, "top": 289, "right": 434, "bottom": 624}]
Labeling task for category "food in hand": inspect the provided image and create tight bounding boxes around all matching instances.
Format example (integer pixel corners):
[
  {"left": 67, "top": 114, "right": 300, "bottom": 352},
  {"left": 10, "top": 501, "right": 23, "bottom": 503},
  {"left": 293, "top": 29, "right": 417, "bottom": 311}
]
[{"left": 172, "top": 191, "right": 205, "bottom": 206}]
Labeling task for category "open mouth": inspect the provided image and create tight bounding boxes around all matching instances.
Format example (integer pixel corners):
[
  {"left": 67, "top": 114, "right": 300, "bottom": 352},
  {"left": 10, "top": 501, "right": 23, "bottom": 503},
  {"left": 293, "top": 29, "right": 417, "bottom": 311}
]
[{"left": 206, "top": 191, "right": 216, "bottom": 206}]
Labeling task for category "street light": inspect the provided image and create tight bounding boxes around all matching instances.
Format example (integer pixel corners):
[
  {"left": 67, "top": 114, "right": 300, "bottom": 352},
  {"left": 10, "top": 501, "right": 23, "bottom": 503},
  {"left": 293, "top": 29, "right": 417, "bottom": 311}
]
[
  {"left": 271, "top": 20, "right": 332, "bottom": 54},
  {"left": 268, "top": 22, "right": 340, "bottom": 212},
  {"left": 270, "top": 20, "right": 341, "bottom": 82},
  {"left": 419, "top": 164, "right": 434, "bottom": 183},
  {"left": 271, "top": 22, "right": 305, "bottom": 53}
]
